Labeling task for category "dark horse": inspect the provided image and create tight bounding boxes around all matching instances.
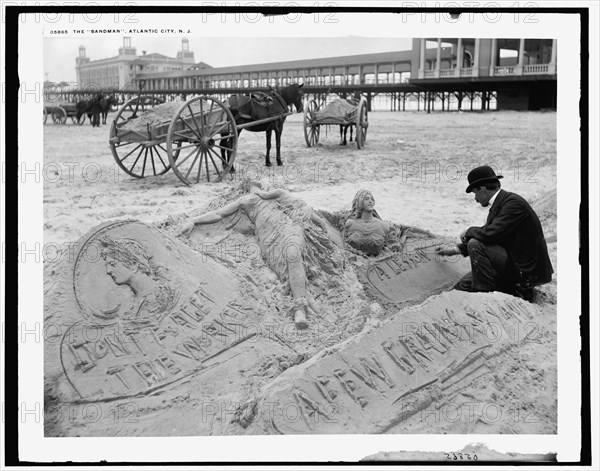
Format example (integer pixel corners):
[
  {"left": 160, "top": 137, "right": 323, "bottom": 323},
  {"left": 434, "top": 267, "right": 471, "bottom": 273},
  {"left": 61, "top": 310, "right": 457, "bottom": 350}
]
[
  {"left": 75, "top": 94, "right": 116, "bottom": 126},
  {"left": 340, "top": 124, "right": 354, "bottom": 145},
  {"left": 221, "top": 83, "right": 304, "bottom": 169},
  {"left": 75, "top": 93, "right": 102, "bottom": 126},
  {"left": 100, "top": 95, "right": 118, "bottom": 124},
  {"left": 339, "top": 92, "right": 361, "bottom": 145},
  {"left": 74, "top": 98, "right": 92, "bottom": 124}
]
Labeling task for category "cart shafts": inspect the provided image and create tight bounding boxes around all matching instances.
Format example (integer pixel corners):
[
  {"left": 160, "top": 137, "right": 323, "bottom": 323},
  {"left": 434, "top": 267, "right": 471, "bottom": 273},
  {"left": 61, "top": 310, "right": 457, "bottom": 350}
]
[{"left": 235, "top": 111, "right": 294, "bottom": 130}]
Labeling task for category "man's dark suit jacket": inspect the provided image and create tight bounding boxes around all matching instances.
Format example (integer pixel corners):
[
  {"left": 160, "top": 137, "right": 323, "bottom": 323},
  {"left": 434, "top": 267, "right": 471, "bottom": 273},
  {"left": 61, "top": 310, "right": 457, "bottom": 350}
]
[{"left": 458, "top": 189, "right": 553, "bottom": 285}]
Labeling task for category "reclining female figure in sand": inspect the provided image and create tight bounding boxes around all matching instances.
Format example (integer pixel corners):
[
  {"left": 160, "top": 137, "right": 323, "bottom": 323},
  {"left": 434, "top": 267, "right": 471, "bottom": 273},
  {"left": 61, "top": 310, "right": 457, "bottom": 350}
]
[{"left": 178, "top": 180, "right": 344, "bottom": 329}]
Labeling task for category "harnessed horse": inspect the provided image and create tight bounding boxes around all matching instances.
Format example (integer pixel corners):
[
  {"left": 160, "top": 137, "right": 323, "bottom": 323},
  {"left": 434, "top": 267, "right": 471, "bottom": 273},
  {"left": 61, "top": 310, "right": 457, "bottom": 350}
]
[{"left": 221, "top": 83, "right": 304, "bottom": 169}]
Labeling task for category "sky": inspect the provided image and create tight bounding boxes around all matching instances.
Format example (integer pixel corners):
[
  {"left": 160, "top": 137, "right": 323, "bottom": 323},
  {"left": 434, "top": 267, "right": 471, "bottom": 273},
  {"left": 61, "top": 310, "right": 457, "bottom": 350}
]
[{"left": 44, "top": 36, "right": 414, "bottom": 83}]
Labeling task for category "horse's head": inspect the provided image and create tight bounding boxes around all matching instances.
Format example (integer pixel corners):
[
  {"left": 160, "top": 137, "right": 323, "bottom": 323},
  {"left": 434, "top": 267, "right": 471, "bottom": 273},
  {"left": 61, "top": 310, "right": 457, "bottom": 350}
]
[{"left": 280, "top": 83, "right": 304, "bottom": 113}]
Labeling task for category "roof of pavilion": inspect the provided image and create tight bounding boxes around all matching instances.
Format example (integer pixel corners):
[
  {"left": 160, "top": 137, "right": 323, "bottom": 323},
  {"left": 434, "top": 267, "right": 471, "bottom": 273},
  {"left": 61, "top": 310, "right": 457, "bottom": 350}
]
[{"left": 135, "top": 47, "right": 454, "bottom": 80}]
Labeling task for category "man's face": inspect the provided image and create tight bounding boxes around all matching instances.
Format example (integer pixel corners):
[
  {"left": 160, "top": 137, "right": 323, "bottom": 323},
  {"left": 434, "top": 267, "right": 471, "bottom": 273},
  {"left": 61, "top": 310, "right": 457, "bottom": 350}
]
[{"left": 473, "top": 187, "right": 491, "bottom": 207}]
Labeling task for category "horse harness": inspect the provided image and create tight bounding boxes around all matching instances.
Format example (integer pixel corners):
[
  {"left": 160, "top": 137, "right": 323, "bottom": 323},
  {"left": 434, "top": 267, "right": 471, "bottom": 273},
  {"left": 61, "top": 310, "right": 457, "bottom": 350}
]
[{"left": 229, "top": 90, "right": 288, "bottom": 121}]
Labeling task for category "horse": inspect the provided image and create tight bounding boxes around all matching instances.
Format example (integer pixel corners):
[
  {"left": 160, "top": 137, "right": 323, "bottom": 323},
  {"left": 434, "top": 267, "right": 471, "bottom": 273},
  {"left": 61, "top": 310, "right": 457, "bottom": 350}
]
[
  {"left": 74, "top": 99, "right": 92, "bottom": 124},
  {"left": 88, "top": 93, "right": 104, "bottom": 127},
  {"left": 339, "top": 92, "right": 361, "bottom": 146},
  {"left": 339, "top": 124, "right": 354, "bottom": 145},
  {"left": 75, "top": 93, "right": 105, "bottom": 126},
  {"left": 100, "top": 95, "right": 117, "bottom": 124},
  {"left": 221, "top": 83, "right": 304, "bottom": 169}
]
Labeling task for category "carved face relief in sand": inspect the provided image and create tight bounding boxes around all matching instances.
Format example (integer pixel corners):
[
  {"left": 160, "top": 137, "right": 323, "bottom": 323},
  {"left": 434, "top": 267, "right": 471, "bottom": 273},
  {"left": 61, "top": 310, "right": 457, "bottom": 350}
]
[{"left": 56, "top": 220, "right": 286, "bottom": 402}]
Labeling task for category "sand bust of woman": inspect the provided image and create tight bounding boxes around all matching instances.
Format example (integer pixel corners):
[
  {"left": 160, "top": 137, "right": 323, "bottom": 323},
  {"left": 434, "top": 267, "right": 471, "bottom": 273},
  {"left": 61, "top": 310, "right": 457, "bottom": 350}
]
[{"left": 343, "top": 190, "right": 390, "bottom": 256}]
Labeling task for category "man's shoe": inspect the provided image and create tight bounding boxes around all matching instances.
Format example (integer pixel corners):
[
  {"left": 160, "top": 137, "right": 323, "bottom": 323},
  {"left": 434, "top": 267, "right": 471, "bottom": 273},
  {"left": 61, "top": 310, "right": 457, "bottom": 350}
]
[{"left": 514, "top": 285, "right": 534, "bottom": 302}]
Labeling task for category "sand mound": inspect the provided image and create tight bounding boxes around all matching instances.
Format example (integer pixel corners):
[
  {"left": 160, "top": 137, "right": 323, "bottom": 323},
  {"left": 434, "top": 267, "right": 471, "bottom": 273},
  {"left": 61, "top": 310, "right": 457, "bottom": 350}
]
[
  {"left": 532, "top": 188, "right": 557, "bottom": 240},
  {"left": 44, "top": 189, "right": 555, "bottom": 436},
  {"left": 117, "top": 100, "right": 211, "bottom": 134},
  {"left": 241, "top": 290, "right": 545, "bottom": 435}
]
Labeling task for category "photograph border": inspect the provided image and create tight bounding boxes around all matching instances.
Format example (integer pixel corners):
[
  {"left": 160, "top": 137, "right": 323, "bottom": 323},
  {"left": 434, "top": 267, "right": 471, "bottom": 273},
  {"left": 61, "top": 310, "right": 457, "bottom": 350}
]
[{"left": 4, "top": 3, "right": 592, "bottom": 466}]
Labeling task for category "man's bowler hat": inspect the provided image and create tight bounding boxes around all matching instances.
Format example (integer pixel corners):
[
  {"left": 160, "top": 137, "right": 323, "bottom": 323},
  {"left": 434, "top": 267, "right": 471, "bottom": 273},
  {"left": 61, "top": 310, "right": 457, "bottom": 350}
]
[{"left": 466, "top": 165, "right": 504, "bottom": 193}]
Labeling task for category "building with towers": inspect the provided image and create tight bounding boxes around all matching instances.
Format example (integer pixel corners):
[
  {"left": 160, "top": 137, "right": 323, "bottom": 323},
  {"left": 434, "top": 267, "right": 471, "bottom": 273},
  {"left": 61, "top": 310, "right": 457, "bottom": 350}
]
[{"left": 75, "top": 37, "right": 197, "bottom": 89}]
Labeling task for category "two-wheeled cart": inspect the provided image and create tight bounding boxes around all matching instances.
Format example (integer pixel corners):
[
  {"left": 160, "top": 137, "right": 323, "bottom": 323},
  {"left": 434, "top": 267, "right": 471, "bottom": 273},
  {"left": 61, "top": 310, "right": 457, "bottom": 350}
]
[
  {"left": 303, "top": 95, "right": 368, "bottom": 149},
  {"left": 44, "top": 102, "right": 86, "bottom": 125},
  {"left": 109, "top": 95, "right": 293, "bottom": 185}
]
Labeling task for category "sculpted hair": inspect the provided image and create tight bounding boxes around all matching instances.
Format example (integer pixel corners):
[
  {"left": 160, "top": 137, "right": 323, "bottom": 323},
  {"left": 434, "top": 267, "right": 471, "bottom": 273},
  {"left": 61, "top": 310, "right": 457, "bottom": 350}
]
[
  {"left": 351, "top": 189, "right": 382, "bottom": 220},
  {"left": 241, "top": 178, "right": 262, "bottom": 194},
  {"left": 99, "top": 237, "right": 153, "bottom": 276}
]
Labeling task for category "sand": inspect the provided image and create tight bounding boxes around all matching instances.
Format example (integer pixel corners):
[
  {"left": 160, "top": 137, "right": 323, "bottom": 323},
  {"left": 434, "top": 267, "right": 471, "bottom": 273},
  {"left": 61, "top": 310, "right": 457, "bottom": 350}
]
[{"left": 43, "top": 108, "right": 557, "bottom": 438}]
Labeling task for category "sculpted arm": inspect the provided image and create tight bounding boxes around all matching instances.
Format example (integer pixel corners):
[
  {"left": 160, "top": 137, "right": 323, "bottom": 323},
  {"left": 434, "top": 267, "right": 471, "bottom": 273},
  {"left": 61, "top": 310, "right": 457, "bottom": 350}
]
[
  {"left": 256, "top": 189, "right": 287, "bottom": 200},
  {"left": 343, "top": 219, "right": 354, "bottom": 240},
  {"left": 382, "top": 219, "right": 390, "bottom": 235},
  {"left": 178, "top": 200, "right": 242, "bottom": 237},
  {"left": 310, "top": 210, "right": 329, "bottom": 231}
]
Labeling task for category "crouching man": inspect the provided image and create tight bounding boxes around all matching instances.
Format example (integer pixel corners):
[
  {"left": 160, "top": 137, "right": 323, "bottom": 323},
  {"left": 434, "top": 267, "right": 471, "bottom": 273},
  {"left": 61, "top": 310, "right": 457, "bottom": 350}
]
[{"left": 435, "top": 165, "right": 553, "bottom": 302}]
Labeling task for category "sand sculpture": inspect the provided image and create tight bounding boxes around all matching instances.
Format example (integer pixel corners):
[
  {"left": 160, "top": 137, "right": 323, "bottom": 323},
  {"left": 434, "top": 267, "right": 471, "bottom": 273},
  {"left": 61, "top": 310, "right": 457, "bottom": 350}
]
[
  {"left": 43, "top": 186, "right": 543, "bottom": 437},
  {"left": 241, "top": 291, "right": 541, "bottom": 435},
  {"left": 46, "top": 220, "right": 293, "bottom": 404},
  {"left": 343, "top": 189, "right": 390, "bottom": 256},
  {"left": 179, "top": 180, "right": 345, "bottom": 328}
]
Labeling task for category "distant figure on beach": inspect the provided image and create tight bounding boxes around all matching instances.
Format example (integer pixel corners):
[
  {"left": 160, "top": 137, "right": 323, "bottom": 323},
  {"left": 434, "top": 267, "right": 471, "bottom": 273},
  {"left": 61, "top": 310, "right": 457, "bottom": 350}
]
[
  {"left": 343, "top": 190, "right": 390, "bottom": 256},
  {"left": 90, "top": 93, "right": 104, "bottom": 127},
  {"left": 178, "top": 180, "right": 344, "bottom": 329},
  {"left": 435, "top": 165, "right": 553, "bottom": 302}
]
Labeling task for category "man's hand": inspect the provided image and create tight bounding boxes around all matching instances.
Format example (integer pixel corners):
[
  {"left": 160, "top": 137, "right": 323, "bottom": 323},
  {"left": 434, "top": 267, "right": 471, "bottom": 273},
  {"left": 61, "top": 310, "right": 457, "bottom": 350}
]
[
  {"left": 178, "top": 221, "right": 195, "bottom": 238},
  {"left": 434, "top": 245, "right": 459, "bottom": 257}
]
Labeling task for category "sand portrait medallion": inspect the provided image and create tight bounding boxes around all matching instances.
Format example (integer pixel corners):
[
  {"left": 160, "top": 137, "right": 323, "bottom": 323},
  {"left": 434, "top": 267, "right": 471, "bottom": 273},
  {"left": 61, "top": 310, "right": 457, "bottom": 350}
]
[{"left": 60, "top": 220, "right": 274, "bottom": 402}]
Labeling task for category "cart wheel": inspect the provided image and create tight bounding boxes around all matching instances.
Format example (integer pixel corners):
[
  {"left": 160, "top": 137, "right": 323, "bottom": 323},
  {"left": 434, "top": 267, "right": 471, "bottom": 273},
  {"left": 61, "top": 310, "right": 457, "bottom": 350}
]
[
  {"left": 109, "top": 95, "right": 175, "bottom": 179},
  {"left": 72, "top": 114, "right": 86, "bottom": 125},
  {"left": 52, "top": 106, "right": 67, "bottom": 125},
  {"left": 355, "top": 98, "right": 368, "bottom": 149},
  {"left": 303, "top": 99, "right": 320, "bottom": 147},
  {"left": 43, "top": 108, "right": 48, "bottom": 125},
  {"left": 166, "top": 96, "right": 238, "bottom": 185}
]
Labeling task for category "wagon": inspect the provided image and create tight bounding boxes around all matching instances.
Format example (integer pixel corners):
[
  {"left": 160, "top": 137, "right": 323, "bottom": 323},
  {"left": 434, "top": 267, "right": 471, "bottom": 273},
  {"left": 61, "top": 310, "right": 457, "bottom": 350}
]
[
  {"left": 43, "top": 102, "right": 86, "bottom": 125},
  {"left": 109, "top": 94, "right": 293, "bottom": 185},
  {"left": 303, "top": 95, "right": 368, "bottom": 149}
]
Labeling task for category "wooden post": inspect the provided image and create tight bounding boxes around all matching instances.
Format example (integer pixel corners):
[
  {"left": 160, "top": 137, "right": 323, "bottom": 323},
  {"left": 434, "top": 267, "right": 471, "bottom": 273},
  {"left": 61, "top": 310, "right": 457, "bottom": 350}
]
[
  {"left": 456, "top": 38, "right": 463, "bottom": 77},
  {"left": 419, "top": 39, "right": 425, "bottom": 79},
  {"left": 516, "top": 38, "right": 525, "bottom": 75},
  {"left": 435, "top": 38, "right": 442, "bottom": 78},
  {"left": 549, "top": 39, "right": 557, "bottom": 74},
  {"left": 490, "top": 38, "right": 497, "bottom": 76},
  {"left": 473, "top": 38, "right": 480, "bottom": 77}
]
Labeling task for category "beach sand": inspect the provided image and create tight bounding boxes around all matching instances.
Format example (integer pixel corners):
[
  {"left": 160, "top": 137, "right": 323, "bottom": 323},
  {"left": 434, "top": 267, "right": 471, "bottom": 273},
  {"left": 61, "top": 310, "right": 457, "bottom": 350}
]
[{"left": 43, "top": 108, "right": 557, "bottom": 437}]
